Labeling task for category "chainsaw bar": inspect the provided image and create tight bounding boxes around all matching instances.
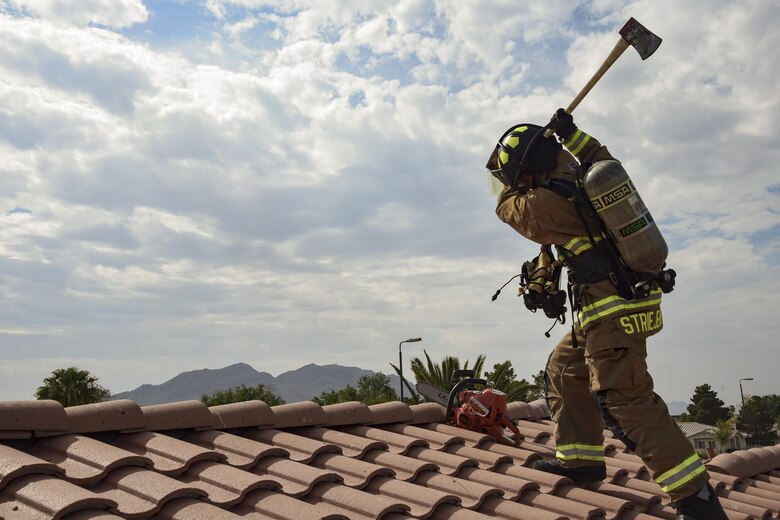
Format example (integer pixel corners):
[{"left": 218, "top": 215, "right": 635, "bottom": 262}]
[{"left": 416, "top": 381, "right": 449, "bottom": 407}]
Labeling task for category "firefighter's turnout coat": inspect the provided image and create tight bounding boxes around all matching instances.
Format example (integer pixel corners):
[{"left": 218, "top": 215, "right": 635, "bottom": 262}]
[{"left": 495, "top": 130, "right": 708, "bottom": 502}]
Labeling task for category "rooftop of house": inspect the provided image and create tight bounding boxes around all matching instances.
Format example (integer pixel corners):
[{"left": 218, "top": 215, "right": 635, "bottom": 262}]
[{"left": 1, "top": 398, "right": 779, "bottom": 520}]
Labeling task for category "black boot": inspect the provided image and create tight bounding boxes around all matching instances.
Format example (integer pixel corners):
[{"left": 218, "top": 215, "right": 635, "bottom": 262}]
[
  {"left": 532, "top": 459, "right": 606, "bottom": 483},
  {"left": 671, "top": 483, "right": 728, "bottom": 520}
]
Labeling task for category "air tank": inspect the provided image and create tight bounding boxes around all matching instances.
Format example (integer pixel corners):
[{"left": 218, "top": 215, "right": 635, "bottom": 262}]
[{"left": 583, "top": 160, "right": 668, "bottom": 274}]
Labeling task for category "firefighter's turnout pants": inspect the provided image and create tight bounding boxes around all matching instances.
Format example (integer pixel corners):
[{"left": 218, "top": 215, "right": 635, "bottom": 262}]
[{"left": 545, "top": 315, "right": 709, "bottom": 502}]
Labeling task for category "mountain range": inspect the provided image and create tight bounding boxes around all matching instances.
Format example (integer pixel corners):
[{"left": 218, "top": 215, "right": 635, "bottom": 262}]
[{"left": 110, "top": 362, "right": 402, "bottom": 406}]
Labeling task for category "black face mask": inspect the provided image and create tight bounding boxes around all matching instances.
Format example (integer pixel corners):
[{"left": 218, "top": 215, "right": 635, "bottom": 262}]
[{"left": 486, "top": 123, "right": 562, "bottom": 190}]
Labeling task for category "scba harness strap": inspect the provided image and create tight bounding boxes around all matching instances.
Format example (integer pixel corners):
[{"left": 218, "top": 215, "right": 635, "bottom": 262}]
[{"left": 540, "top": 174, "right": 672, "bottom": 302}]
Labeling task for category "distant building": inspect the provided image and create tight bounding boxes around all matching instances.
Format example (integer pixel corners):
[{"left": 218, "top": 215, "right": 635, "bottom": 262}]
[{"left": 676, "top": 421, "right": 748, "bottom": 454}]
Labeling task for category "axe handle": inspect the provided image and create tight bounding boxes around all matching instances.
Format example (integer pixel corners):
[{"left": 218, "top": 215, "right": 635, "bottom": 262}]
[{"left": 544, "top": 37, "right": 631, "bottom": 138}]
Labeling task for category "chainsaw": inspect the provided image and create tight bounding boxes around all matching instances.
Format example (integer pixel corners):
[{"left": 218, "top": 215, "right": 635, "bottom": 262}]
[{"left": 416, "top": 370, "right": 521, "bottom": 446}]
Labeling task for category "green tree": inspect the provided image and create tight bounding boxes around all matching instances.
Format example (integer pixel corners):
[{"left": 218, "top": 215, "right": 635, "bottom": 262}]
[
  {"left": 312, "top": 373, "right": 398, "bottom": 406},
  {"left": 737, "top": 395, "right": 780, "bottom": 447},
  {"left": 201, "top": 384, "right": 285, "bottom": 406},
  {"left": 35, "top": 367, "right": 111, "bottom": 407},
  {"left": 483, "top": 361, "right": 541, "bottom": 402},
  {"left": 392, "top": 349, "right": 486, "bottom": 402},
  {"left": 530, "top": 369, "right": 547, "bottom": 400},
  {"left": 684, "top": 384, "right": 731, "bottom": 425}
]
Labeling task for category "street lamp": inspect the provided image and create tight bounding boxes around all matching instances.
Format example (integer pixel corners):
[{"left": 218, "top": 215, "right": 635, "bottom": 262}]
[
  {"left": 399, "top": 337, "right": 422, "bottom": 402},
  {"left": 739, "top": 378, "right": 754, "bottom": 406}
]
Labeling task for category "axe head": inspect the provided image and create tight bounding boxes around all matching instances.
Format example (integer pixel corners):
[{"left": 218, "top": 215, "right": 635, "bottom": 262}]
[{"left": 619, "top": 17, "right": 662, "bottom": 60}]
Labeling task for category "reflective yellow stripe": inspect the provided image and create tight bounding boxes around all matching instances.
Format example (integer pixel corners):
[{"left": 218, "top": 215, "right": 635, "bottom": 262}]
[
  {"left": 655, "top": 454, "right": 706, "bottom": 492},
  {"left": 564, "top": 129, "right": 591, "bottom": 156},
  {"left": 578, "top": 289, "right": 663, "bottom": 328},
  {"left": 556, "top": 443, "right": 605, "bottom": 462},
  {"left": 560, "top": 236, "right": 602, "bottom": 257}
]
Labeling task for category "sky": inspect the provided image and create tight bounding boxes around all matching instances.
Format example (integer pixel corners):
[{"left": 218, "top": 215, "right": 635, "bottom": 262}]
[{"left": 1, "top": 0, "right": 778, "bottom": 408}]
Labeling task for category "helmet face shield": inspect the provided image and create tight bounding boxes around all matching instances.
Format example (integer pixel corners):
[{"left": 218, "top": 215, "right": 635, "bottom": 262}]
[{"left": 484, "top": 123, "right": 561, "bottom": 193}]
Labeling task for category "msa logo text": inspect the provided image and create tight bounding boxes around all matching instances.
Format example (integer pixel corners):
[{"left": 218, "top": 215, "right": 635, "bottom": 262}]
[{"left": 591, "top": 181, "right": 635, "bottom": 211}]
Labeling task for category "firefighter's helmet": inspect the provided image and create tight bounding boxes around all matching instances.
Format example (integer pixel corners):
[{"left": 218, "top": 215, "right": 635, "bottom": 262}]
[{"left": 486, "top": 123, "right": 561, "bottom": 191}]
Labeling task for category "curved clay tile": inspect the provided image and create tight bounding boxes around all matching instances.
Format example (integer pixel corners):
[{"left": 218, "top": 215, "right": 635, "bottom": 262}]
[
  {"left": 457, "top": 465, "right": 540, "bottom": 501},
  {"left": 446, "top": 444, "right": 512, "bottom": 471},
  {"left": 137, "top": 401, "right": 214, "bottom": 432},
  {"left": 360, "top": 449, "right": 439, "bottom": 482},
  {"left": 234, "top": 488, "right": 348, "bottom": 520},
  {"left": 63, "top": 400, "right": 145, "bottom": 435},
  {"left": 320, "top": 402, "right": 373, "bottom": 426},
  {"left": 113, "top": 431, "right": 225, "bottom": 475},
  {"left": 178, "top": 459, "right": 279, "bottom": 506},
  {"left": 28, "top": 434, "right": 151, "bottom": 485},
  {"left": 366, "top": 402, "right": 414, "bottom": 425},
  {"left": 250, "top": 456, "right": 342, "bottom": 497},
  {"left": 305, "top": 480, "right": 409, "bottom": 519},
  {"left": 364, "top": 474, "right": 460, "bottom": 517},
  {"left": 408, "top": 402, "right": 447, "bottom": 425},
  {"left": 155, "top": 496, "right": 244, "bottom": 520},
  {"left": 406, "top": 446, "right": 478, "bottom": 476},
  {"left": 296, "top": 427, "right": 386, "bottom": 458},
  {"left": 0, "top": 474, "right": 117, "bottom": 519},
  {"left": 414, "top": 470, "right": 504, "bottom": 510},
  {"left": 381, "top": 423, "right": 463, "bottom": 451},
  {"left": 519, "top": 488, "right": 606, "bottom": 519},
  {"left": 91, "top": 466, "right": 205, "bottom": 517},
  {"left": 423, "top": 422, "right": 496, "bottom": 448},
  {"left": 480, "top": 495, "right": 568, "bottom": 520},
  {"left": 270, "top": 401, "right": 327, "bottom": 429},
  {"left": 337, "top": 425, "right": 428, "bottom": 455},
  {"left": 486, "top": 443, "right": 542, "bottom": 467},
  {"left": 244, "top": 428, "right": 340, "bottom": 463},
  {"left": 0, "top": 400, "right": 68, "bottom": 438},
  {"left": 184, "top": 430, "right": 288, "bottom": 470},
  {"left": 0, "top": 444, "right": 61, "bottom": 489},
  {"left": 312, "top": 452, "right": 395, "bottom": 488},
  {"left": 208, "top": 400, "right": 274, "bottom": 429}
]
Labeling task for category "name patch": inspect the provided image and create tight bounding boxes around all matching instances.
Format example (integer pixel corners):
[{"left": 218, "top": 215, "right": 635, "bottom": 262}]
[{"left": 620, "top": 310, "right": 663, "bottom": 334}]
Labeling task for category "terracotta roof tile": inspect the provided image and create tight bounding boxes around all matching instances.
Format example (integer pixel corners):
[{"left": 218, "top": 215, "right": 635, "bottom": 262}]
[
  {"left": 0, "top": 444, "right": 61, "bottom": 489},
  {"left": 0, "top": 401, "right": 68, "bottom": 439},
  {"left": 208, "top": 401, "right": 275, "bottom": 429},
  {"left": 456, "top": 465, "right": 539, "bottom": 500},
  {"left": 27, "top": 435, "right": 150, "bottom": 485},
  {"left": 113, "top": 432, "right": 224, "bottom": 475},
  {"left": 244, "top": 428, "right": 340, "bottom": 462},
  {"left": 155, "top": 497, "right": 244, "bottom": 519},
  {"left": 363, "top": 474, "right": 460, "bottom": 517},
  {"left": 134, "top": 401, "right": 213, "bottom": 432},
  {"left": 414, "top": 470, "right": 504, "bottom": 509},
  {"left": 271, "top": 401, "right": 328, "bottom": 428},
  {"left": 297, "top": 426, "right": 387, "bottom": 458},
  {"left": 312, "top": 452, "right": 395, "bottom": 488},
  {"left": 480, "top": 495, "right": 568, "bottom": 520},
  {"left": 365, "top": 402, "right": 414, "bottom": 425},
  {"left": 233, "top": 488, "right": 348, "bottom": 519},
  {"left": 425, "top": 423, "right": 498, "bottom": 448},
  {"left": 519, "top": 488, "right": 606, "bottom": 519},
  {"left": 90, "top": 466, "right": 204, "bottom": 516},
  {"left": 360, "top": 448, "right": 439, "bottom": 481},
  {"left": 303, "top": 481, "right": 409, "bottom": 519},
  {"left": 321, "top": 402, "right": 374, "bottom": 426},
  {"left": 251, "top": 455, "right": 341, "bottom": 496},
  {"left": 183, "top": 430, "right": 288, "bottom": 469},
  {"left": 381, "top": 423, "right": 464, "bottom": 450},
  {"left": 2, "top": 397, "right": 780, "bottom": 519},
  {"left": 406, "top": 445, "right": 479, "bottom": 475},
  {"left": 62, "top": 400, "right": 145, "bottom": 435},
  {"left": 338, "top": 425, "right": 428, "bottom": 454},
  {"left": 0, "top": 474, "right": 117, "bottom": 519}
]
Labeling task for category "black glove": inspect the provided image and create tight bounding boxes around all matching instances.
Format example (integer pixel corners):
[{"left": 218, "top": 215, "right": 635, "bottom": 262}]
[{"left": 549, "top": 108, "right": 577, "bottom": 141}]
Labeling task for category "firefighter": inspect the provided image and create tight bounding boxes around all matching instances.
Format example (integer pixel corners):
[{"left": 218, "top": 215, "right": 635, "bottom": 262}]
[{"left": 486, "top": 110, "right": 727, "bottom": 520}]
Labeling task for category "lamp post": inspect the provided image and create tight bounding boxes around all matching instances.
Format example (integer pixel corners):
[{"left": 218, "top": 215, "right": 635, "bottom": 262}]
[
  {"left": 399, "top": 337, "right": 422, "bottom": 402},
  {"left": 739, "top": 378, "right": 754, "bottom": 407}
]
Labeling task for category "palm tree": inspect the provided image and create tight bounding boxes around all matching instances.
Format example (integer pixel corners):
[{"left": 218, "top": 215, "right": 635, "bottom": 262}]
[
  {"left": 391, "top": 349, "right": 486, "bottom": 402},
  {"left": 713, "top": 418, "right": 735, "bottom": 454},
  {"left": 35, "top": 367, "right": 111, "bottom": 407}
]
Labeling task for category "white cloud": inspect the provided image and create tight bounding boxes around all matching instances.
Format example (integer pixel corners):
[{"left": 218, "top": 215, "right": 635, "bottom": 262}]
[{"left": 7, "top": 0, "right": 148, "bottom": 27}]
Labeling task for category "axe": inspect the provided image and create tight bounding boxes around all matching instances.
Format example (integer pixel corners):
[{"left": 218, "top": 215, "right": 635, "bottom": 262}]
[{"left": 544, "top": 17, "right": 662, "bottom": 138}]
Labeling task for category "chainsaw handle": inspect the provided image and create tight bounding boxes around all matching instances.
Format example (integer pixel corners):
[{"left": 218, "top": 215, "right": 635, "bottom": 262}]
[{"left": 446, "top": 378, "right": 488, "bottom": 421}]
